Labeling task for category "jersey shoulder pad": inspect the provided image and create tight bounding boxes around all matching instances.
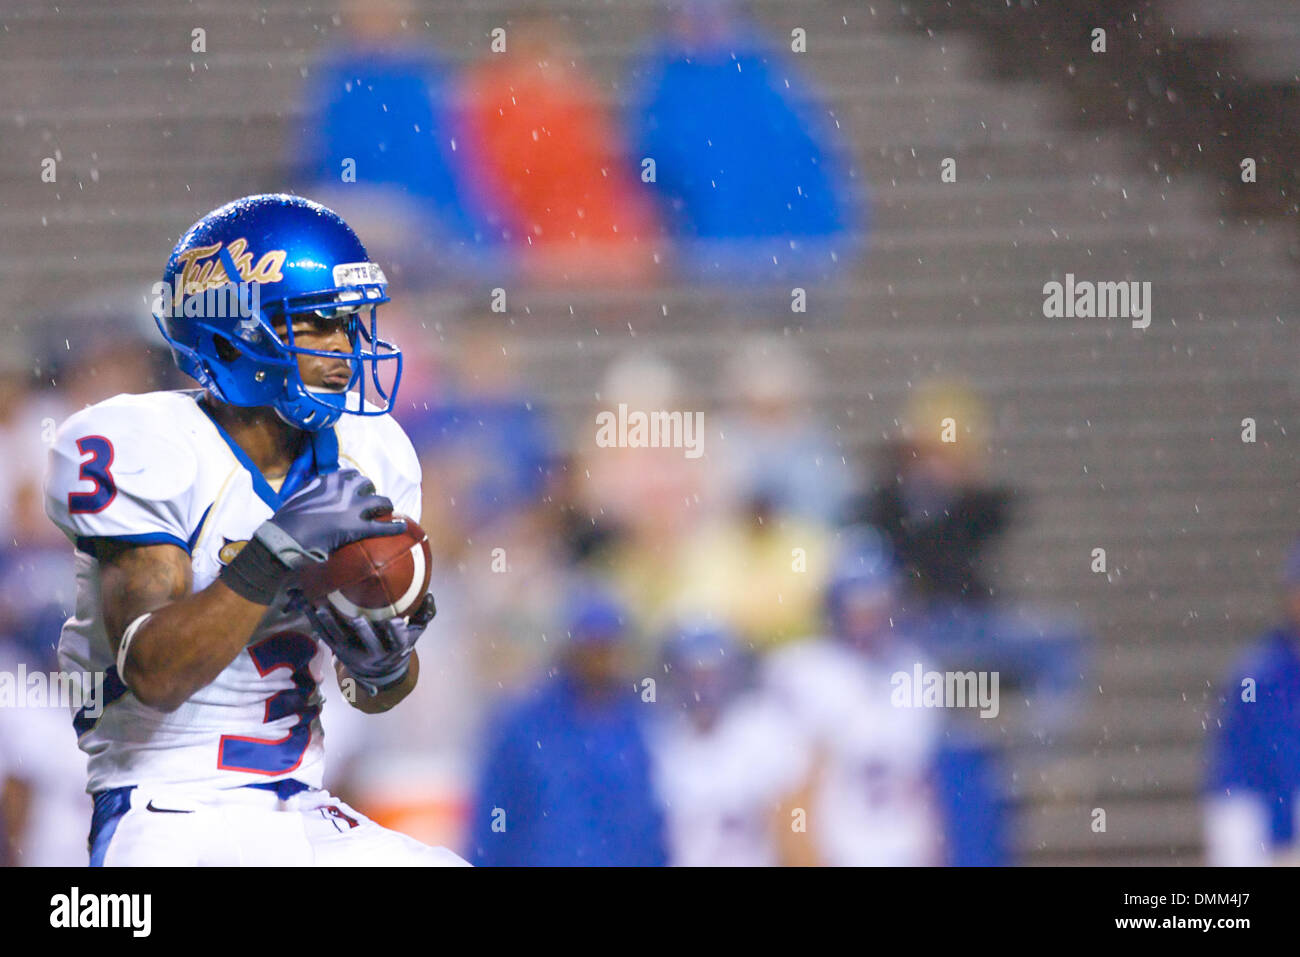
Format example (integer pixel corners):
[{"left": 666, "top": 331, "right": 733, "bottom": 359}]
[
  {"left": 335, "top": 410, "right": 422, "bottom": 520},
  {"left": 44, "top": 391, "right": 202, "bottom": 551}
]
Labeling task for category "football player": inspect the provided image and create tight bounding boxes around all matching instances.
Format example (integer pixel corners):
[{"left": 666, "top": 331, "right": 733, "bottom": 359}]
[
  {"left": 43, "top": 194, "right": 467, "bottom": 866},
  {"left": 763, "top": 526, "right": 943, "bottom": 866},
  {"left": 647, "top": 622, "right": 809, "bottom": 867}
]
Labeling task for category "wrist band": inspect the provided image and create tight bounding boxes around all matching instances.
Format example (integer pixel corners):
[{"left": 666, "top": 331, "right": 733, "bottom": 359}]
[
  {"left": 354, "top": 661, "right": 410, "bottom": 698},
  {"left": 117, "top": 612, "right": 153, "bottom": 677},
  {"left": 219, "top": 537, "right": 291, "bottom": 605}
]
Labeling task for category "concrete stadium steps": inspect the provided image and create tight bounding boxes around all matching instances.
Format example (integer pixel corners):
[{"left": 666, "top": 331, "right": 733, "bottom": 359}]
[
  {"left": 1008, "top": 738, "right": 1207, "bottom": 798},
  {"left": 0, "top": 28, "right": 987, "bottom": 98},
  {"left": 0, "top": 137, "right": 1175, "bottom": 215},
  {"left": 0, "top": 176, "right": 1224, "bottom": 241},
  {"left": 9, "top": 219, "right": 1262, "bottom": 277},
  {"left": 1002, "top": 531, "right": 1299, "bottom": 586},
  {"left": 0, "top": 1, "right": 969, "bottom": 69},
  {"left": 495, "top": 316, "right": 1295, "bottom": 407},
  {"left": 1016, "top": 795, "right": 1204, "bottom": 863},
  {"left": 1044, "top": 689, "right": 1228, "bottom": 745},
  {"left": 1165, "top": 0, "right": 1300, "bottom": 83},
  {"left": 1097, "top": 641, "right": 1259, "bottom": 693}
]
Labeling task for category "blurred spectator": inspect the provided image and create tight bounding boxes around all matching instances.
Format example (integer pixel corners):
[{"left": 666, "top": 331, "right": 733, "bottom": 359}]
[
  {"left": 457, "top": 18, "right": 661, "bottom": 282},
  {"left": 404, "top": 325, "right": 557, "bottom": 561},
  {"left": 575, "top": 353, "right": 703, "bottom": 539},
  {"left": 573, "top": 353, "right": 710, "bottom": 641},
  {"left": 297, "top": 0, "right": 499, "bottom": 282},
  {"left": 467, "top": 587, "right": 667, "bottom": 865},
  {"left": 672, "top": 490, "right": 832, "bottom": 650},
  {"left": 1205, "top": 540, "right": 1300, "bottom": 865},
  {"left": 763, "top": 527, "right": 948, "bottom": 865},
  {"left": 0, "top": 354, "right": 67, "bottom": 548},
  {"left": 551, "top": 450, "right": 626, "bottom": 566},
  {"left": 39, "top": 310, "right": 175, "bottom": 416},
  {"left": 847, "top": 381, "right": 1013, "bottom": 611},
  {"left": 459, "top": 492, "right": 578, "bottom": 698},
  {"left": 647, "top": 622, "right": 807, "bottom": 865},
  {"left": 711, "top": 335, "right": 857, "bottom": 524},
  {"left": 631, "top": 0, "right": 861, "bottom": 281},
  {"left": 848, "top": 381, "right": 1086, "bottom": 744}
]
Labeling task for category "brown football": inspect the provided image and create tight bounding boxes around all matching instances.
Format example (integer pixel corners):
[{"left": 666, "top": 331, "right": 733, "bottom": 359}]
[{"left": 297, "top": 513, "right": 432, "bottom": 621}]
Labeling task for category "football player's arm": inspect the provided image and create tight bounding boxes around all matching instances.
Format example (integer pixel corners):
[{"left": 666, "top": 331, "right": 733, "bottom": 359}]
[
  {"left": 100, "top": 469, "right": 403, "bottom": 713},
  {"left": 99, "top": 540, "right": 271, "bottom": 713},
  {"left": 0, "top": 775, "right": 31, "bottom": 866},
  {"left": 335, "top": 652, "right": 419, "bottom": 714}
]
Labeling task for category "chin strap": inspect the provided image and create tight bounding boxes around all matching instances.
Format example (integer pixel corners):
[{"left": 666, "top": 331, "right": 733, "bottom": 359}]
[{"left": 273, "top": 388, "right": 348, "bottom": 431}]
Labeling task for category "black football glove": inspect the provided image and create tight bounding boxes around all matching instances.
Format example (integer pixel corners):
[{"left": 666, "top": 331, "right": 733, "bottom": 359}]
[
  {"left": 220, "top": 468, "right": 404, "bottom": 606},
  {"left": 290, "top": 591, "right": 437, "bottom": 697}
]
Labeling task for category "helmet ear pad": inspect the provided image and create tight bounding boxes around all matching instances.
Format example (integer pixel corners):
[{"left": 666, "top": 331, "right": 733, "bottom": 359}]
[
  {"left": 197, "top": 322, "right": 293, "bottom": 408},
  {"left": 213, "top": 335, "right": 240, "bottom": 363}
]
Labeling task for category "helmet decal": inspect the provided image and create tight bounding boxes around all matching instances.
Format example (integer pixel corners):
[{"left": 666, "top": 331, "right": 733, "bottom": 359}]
[
  {"left": 151, "top": 194, "right": 402, "bottom": 431},
  {"left": 174, "top": 237, "right": 287, "bottom": 294}
]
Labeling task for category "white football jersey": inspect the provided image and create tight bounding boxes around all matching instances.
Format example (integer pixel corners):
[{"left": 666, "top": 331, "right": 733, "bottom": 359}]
[
  {"left": 649, "top": 695, "right": 809, "bottom": 867},
  {"left": 43, "top": 389, "right": 422, "bottom": 795},
  {"left": 763, "top": 638, "right": 942, "bottom": 866}
]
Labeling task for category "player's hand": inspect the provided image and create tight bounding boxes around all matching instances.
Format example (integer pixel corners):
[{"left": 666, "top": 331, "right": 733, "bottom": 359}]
[
  {"left": 219, "top": 469, "right": 404, "bottom": 606},
  {"left": 257, "top": 469, "right": 404, "bottom": 568},
  {"left": 291, "top": 591, "right": 436, "bottom": 696}
]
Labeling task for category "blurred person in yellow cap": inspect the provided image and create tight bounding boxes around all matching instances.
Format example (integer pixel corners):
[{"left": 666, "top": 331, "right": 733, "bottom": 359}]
[{"left": 847, "top": 379, "right": 1013, "bottom": 614}]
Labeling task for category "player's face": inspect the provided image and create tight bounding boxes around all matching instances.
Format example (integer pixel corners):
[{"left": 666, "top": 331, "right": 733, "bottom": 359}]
[
  {"left": 680, "top": 667, "right": 734, "bottom": 726},
  {"left": 836, "top": 585, "right": 894, "bottom": 651},
  {"left": 275, "top": 313, "right": 355, "bottom": 392},
  {"left": 566, "top": 642, "right": 628, "bottom": 692}
]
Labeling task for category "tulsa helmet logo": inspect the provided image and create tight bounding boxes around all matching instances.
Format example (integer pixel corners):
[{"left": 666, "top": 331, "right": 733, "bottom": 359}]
[{"left": 174, "top": 237, "right": 286, "bottom": 295}]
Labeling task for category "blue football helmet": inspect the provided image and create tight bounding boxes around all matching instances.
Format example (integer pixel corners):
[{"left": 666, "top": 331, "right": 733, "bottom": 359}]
[
  {"left": 661, "top": 621, "right": 745, "bottom": 715},
  {"left": 824, "top": 524, "right": 899, "bottom": 639},
  {"left": 152, "top": 194, "right": 402, "bottom": 431},
  {"left": 563, "top": 585, "right": 629, "bottom": 646}
]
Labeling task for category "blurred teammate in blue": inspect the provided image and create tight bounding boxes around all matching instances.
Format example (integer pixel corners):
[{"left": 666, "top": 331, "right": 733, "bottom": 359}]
[
  {"left": 468, "top": 587, "right": 667, "bottom": 866},
  {"left": 1205, "top": 540, "right": 1300, "bottom": 865},
  {"left": 630, "top": 0, "right": 861, "bottom": 282}
]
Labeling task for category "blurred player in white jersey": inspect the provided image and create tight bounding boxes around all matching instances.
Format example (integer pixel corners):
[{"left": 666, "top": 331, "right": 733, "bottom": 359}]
[
  {"left": 648, "top": 622, "right": 808, "bottom": 866},
  {"left": 763, "top": 526, "right": 943, "bottom": 866},
  {"left": 0, "top": 638, "right": 90, "bottom": 866},
  {"left": 43, "top": 194, "right": 467, "bottom": 866}
]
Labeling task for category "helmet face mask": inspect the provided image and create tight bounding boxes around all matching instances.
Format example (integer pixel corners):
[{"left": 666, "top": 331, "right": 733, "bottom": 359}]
[
  {"left": 152, "top": 194, "right": 403, "bottom": 431},
  {"left": 266, "top": 290, "right": 402, "bottom": 430},
  {"left": 661, "top": 623, "right": 744, "bottom": 719}
]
